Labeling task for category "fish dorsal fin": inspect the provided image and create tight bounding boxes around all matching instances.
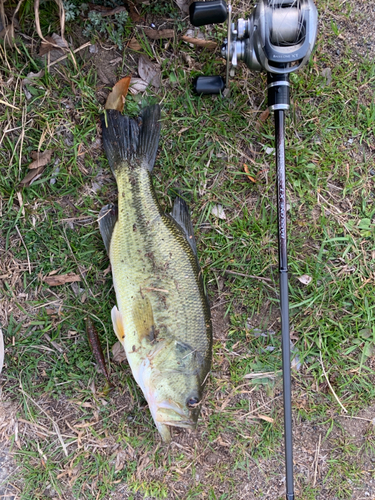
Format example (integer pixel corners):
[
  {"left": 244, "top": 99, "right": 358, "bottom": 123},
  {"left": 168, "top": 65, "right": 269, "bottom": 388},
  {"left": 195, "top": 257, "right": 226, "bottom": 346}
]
[
  {"left": 99, "top": 204, "right": 118, "bottom": 255},
  {"left": 138, "top": 105, "right": 161, "bottom": 172},
  {"left": 170, "top": 196, "right": 197, "bottom": 256},
  {"left": 111, "top": 306, "right": 125, "bottom": 344},
  {"left": 132, "top": 294, "right": 155, "bottom": 342}
]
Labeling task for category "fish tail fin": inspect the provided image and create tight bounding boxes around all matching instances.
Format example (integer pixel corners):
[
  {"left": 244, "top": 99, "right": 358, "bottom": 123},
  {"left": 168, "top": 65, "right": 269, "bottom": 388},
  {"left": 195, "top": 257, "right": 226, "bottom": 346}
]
[{"left": 100, "top": 105, "right": 161, "bottom": 177}]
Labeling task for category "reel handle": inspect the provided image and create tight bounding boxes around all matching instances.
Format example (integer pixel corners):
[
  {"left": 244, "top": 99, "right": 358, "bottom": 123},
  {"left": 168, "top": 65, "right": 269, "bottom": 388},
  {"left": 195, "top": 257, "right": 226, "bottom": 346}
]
[
  {"left": 193, "top": 76, "right": 225, "bottom": 95},
  {"left": 190, "top": 1, "right": 230, "bottom": 94},
  {"left": 189, "top": 0, "right": 228, "bottom": 27}
]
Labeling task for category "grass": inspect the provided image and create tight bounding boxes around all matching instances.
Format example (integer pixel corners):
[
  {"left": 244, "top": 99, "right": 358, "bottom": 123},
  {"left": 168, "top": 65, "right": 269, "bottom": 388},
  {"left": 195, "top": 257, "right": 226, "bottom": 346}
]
[{"left": 1, "top": 0, "right": 375, "bottom": 498}]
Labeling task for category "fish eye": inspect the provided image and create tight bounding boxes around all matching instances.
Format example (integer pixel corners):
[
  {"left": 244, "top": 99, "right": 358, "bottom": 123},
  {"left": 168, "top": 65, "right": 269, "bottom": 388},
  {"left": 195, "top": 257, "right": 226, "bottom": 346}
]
[{"left": 187, "top": 397, "right": 199, "bottom": 408}]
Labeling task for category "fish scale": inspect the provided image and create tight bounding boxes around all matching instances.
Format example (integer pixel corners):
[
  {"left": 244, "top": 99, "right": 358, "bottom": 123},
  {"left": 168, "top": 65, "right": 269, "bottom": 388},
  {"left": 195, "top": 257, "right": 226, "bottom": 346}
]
[
  {"left": 111, "top": 167, "right": 209, "bottom": 353},
  {"left": 99, "top": 105, "right": 212, "bottom": 442}
]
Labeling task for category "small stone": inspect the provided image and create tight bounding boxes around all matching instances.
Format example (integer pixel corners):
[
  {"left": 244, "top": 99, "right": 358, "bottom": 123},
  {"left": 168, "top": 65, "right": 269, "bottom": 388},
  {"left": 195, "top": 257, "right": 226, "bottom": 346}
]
[
  {"left": 211, "top": 204, "right": 226, "bottom": 220},
  {"left": 321, "top": 67, "right": 332, "bottom": 86}
]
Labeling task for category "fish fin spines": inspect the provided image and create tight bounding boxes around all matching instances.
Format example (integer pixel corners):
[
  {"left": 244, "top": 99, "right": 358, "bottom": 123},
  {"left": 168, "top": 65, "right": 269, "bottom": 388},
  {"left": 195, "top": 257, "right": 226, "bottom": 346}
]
[
  {"left": 138, "top": 104, "right": 161, "bottom": 172},
  {"left": 170, "top": 196, "right": 197, "bottom": 256},
  {"left": 99, "top": 204, "right": 118, "bottom": 255},
  {"left": 101, "top": 105, "right": 160, "bottom": 175},
  {"left": 111, "top": 306, "right": 126, "bottom": 344}
]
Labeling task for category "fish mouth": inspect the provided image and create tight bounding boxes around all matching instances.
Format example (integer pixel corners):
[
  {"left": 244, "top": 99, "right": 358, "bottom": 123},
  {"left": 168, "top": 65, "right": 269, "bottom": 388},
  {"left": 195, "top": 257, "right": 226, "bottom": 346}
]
[{"left": 155, "top": 400, "right": 195, "bottom": 429}]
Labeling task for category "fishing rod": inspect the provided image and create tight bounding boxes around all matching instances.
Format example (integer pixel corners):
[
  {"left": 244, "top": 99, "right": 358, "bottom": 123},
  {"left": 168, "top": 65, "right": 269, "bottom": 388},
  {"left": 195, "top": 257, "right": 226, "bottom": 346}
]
[{"left": 189, "top": 1, "right": 318, "bottom": 498}]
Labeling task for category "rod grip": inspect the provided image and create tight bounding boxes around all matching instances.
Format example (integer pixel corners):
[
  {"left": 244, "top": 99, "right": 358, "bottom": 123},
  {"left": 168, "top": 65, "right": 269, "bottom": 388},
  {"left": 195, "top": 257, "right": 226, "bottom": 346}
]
[{"left": 189, "top": 1, "right": 227, "bottom": 27}]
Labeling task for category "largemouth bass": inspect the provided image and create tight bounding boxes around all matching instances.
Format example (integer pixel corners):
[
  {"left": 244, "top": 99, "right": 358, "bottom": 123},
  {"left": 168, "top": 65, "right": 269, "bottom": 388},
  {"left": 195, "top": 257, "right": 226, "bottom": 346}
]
[{"left": 99, "top": 105, "right": 212, "bottom": 442}]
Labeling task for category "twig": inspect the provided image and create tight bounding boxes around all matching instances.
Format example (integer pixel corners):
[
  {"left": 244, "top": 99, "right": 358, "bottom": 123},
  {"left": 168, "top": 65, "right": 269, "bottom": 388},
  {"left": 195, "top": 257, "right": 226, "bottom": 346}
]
[
  {"left": 0, "top": 99, "right": 20, "bottom": 110},
  {"left": 43, "top": 333, "right": 64, "bottom": 353},
  {"left": 340, "top": 415, "right": 375, "bottom": 423},
  {"left": 243, "top": 370, "right": 281, "bottom": 379},
  {"left": 223, "top": 269, "right": 273, "bottom": 282},
  {"left": 15, "top": 225, "right": 31, "bottom": 274},
  {"left": 241, "top": 394, "right": 283, "bottom": 419},
  {"left": 62, "top": 226, "right": 94, "bottom": 298},
  {"left": 317, "top": 192, "right": 342, "bottom": 214},
  {"left": 18, "top": 105, "right": 26, "bottom": 177},
  {"left": 18, "top": 417, "right": 52, "bottom": 435},
  {"left": 48, "top": 41, "right": 91, "bottom": 68},
  {"left": 319, "top": 340, "right": 347, "bottom": 413},
  {"left": 313, "top": 434, "right": 321, "bottom": 487},
  {"left": 52, "top": 421, "right": 68, "bottom": 457}
]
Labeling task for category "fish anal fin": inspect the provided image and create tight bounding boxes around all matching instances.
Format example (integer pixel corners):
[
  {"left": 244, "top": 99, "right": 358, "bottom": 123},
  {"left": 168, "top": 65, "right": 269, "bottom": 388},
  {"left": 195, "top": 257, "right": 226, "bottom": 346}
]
[
  {"left": 111, "top": 306, "right": 125, "bottom": 344},
  {"left": 132, "top": 295, "right": 155, "bottom": 342}
]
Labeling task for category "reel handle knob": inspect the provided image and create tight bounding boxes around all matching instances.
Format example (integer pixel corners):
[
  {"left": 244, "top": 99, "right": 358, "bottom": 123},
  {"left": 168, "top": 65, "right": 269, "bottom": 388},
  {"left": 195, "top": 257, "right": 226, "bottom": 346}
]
[
  {"left": 189, "top": 1, "right": 227, "bottom": 27},
  {"left": 193, "top": 76, "right": 225, "bottom": 95}
]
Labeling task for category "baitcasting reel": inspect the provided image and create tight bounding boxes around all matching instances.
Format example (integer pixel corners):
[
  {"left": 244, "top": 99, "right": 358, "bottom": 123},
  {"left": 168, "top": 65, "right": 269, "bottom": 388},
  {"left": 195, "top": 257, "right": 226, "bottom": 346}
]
[
  {"left": 190, "top": 0, "right": 318, "bottom": 100},
  {"left": 189, "top": 2, "right": 318, "bottom": 500}
]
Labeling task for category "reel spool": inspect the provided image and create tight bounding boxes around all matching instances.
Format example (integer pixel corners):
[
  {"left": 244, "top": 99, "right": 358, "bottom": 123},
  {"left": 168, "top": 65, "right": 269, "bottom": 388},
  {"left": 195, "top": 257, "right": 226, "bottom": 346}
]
[{"left": 189, "top": 2, "right": 318, "bottom": 500}]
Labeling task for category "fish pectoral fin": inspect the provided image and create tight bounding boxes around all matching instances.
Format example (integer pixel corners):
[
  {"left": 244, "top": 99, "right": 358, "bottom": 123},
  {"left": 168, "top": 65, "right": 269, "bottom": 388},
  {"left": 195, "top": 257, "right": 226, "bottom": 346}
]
[
  {"left": 111, "top": 306, "right": 125, "bottom": 344},
  {"left": 132, "top": 295, "right": 155, "bottom": 342}
]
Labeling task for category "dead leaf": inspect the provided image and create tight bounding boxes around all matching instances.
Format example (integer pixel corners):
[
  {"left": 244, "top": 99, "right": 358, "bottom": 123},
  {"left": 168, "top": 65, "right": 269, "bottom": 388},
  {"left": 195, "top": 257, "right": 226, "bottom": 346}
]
[
  {"left": 112, "top": 341, "right": 127, "bottom": 363},
  {"left": 104, "top": 77, "right": 131, "bottom": 112},
  {"left": 0, "top": 327, "right": 4, "bottom": 375},
  {"left": 143, "top": 28, "right": 174, "bottom": 40},
  {"left": 257, "top": 414, "right": 274, "bottom": 424},
  {"left": 28, "top": 150, "right": 53, "bottom": 169},
  {"left": 298, "top": 274, "right": 312, "bottom": 285},
  {"left": 39, "top": 33, "right": 68, "bottom": 57},
  {"left": 256, "top": 108, "right": 270, "bottom": 130},
  {"left": 181, "top": 52, "right": 194, "bottom": 68},
  {"left": 128, "top": 77, "right": 148, "bottom": 95},
  {"left": 244, "top": 164, "right": 256, "bottom": 183},
  {"left": 181, "top": 35, "right": 217, "bottom": 50},
  {"left": 19, "top": 167, "right": 45, "bottom": 187},
  {"left": 127, "top": 4, "right": 142, "bottom": 22},
  {"left": 175, "top": 0, "right": 190, "bottom": 14},
  {"left": 138, "top": 55, "right": 161, "bottom": 89},
  {"left": 43, "top": 273, "right": 81, "bottom": 286},
  {"left": 45, "top": 308, "right": 58, "bottom": 316},
  {"left": 211, "top": 204, "right": 226, "bottom": 220},
  {"left": 128, "top": 37, "right": 142, "bottom": 51},
  {"left": 22, "top": 70, "right": 45, "bottom": 86}
]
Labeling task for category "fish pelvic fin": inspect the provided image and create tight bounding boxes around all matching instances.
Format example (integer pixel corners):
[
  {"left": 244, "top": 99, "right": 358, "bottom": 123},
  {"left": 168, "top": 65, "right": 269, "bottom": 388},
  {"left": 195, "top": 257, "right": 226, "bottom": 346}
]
[
  {"left": 101, "top": 105, "right": 161, "bottom": 177},
  {"left": 111, "top": 306, "right": 126, "bottom": 344}
]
